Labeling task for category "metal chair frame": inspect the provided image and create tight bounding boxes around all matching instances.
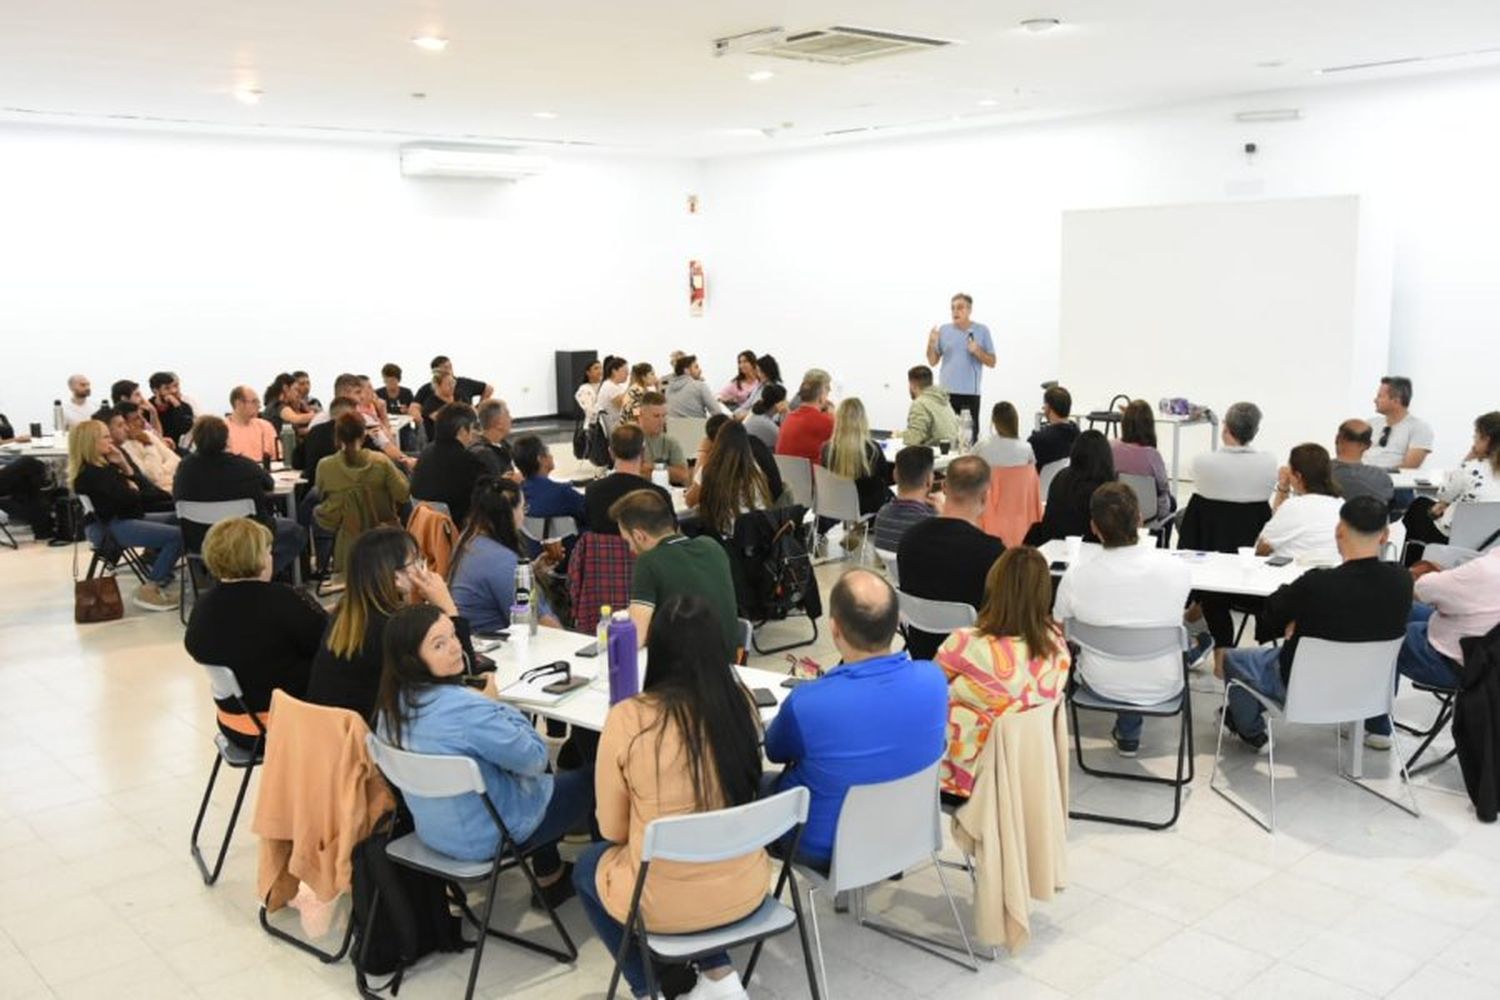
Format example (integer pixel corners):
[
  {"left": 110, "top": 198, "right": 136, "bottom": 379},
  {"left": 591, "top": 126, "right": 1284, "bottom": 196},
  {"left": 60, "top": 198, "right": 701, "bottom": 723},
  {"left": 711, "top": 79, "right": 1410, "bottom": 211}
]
[
  {"left": 1065, "top": 622, "right": 1195, "bottom": 830},
  {"left": 190, "top": 664, "right": 265, "bottom": 886},
  {"left": 1394, "top": 682, "right": 1459, "bottom": 775},
  {"left": 359, "top": 736, "right": 577, "bottom": 1000}
]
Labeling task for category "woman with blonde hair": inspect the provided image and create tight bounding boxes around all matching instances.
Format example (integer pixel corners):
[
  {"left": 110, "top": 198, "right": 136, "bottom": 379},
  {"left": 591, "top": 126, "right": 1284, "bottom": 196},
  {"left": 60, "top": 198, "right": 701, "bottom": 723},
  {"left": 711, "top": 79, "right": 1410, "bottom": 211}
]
[
  {"left": 69, "top": 419, "right": 182, "bottom": 611},
  {"left": 934, "top": 546, "right": 1071, "bottom": 801},
  {"left": 185, "top": 518, "right": 327, "bottom": 749},
  {"left": 820, "top": 397, "right": 892, "bottom": 517},
  {"left": 687, "top": 420, "right": 773, "bottom": 536}
]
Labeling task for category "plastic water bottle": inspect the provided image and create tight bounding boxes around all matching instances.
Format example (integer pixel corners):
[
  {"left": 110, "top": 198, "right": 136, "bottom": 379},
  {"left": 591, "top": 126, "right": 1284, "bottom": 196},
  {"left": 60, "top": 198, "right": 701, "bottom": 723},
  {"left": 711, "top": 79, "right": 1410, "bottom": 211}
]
[
  {"left": 52, "top": 400, "right": 64, "bottom": 434},
  {"left": 651, "top": 461, "right": 670, "bottom": 487},
  {"left": 509, "top": 599, "right": 532, "bottom": 657},
  {"left": 958, "top": 410, "right": 974, "bottom": 453},
  {"left": 606, "top": 610, "right": 639, "bottom": 705},
  {"left": 596, "top": 605, "right": 611, "bottom": 655}
]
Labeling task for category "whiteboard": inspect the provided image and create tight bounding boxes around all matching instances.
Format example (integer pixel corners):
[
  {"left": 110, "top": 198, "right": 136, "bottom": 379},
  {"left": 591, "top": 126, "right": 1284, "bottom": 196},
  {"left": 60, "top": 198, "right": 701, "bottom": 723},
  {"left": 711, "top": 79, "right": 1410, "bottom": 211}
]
[{"left": 1058, "top": 196, "right": 1391, "bottom": 477}]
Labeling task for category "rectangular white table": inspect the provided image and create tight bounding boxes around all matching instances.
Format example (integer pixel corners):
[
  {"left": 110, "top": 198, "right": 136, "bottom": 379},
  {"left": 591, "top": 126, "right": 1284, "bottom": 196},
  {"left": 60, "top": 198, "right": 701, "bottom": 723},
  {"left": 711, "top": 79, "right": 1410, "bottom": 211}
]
[
  {"left": 1389, "top": 468, "right": 1445, "bottom": 493},
  {"left": 1155, "top": 412, "right": 1217, "bottom": 499},
  {"left": 1039, "top": 539, "right": 1309, "bottom": 598},
  {"left": 878, "top": 438, "right": 956, "bottom": 473},
  {"left": 1, "top": 437, "right": 68, "bottom": 460},
  {"left": 484, "top": 625, "right": 793, "bottom": 732}
]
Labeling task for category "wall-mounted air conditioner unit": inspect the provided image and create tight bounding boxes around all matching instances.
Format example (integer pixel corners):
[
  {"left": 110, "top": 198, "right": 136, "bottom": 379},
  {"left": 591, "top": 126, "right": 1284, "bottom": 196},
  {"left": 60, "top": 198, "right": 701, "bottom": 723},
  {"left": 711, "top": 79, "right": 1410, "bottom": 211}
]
[{"left": 399, "top": 144, "right": 550, "bottom": 180}]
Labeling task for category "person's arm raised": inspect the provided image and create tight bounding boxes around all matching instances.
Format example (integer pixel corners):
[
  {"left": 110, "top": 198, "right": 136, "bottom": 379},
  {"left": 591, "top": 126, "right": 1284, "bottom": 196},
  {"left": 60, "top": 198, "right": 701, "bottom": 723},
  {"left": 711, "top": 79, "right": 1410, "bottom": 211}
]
[{"left": 925, "top": 326, "right": 942, "bottom": 367}]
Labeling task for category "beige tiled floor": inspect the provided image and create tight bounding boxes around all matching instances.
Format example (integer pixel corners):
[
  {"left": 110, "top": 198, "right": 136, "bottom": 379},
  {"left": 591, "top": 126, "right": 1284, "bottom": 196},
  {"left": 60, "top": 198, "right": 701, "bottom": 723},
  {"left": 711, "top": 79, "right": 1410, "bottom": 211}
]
[{"left": 1, "top": 525, "right": 1498, "bottom": 998}]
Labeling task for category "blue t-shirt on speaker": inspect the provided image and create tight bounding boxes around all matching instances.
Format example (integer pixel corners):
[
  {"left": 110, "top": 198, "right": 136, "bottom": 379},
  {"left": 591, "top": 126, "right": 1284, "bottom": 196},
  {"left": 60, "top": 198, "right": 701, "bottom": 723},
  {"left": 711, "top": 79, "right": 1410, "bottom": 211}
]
[{"left": 934, "top": 322, "right": 994, "bottom": 396}]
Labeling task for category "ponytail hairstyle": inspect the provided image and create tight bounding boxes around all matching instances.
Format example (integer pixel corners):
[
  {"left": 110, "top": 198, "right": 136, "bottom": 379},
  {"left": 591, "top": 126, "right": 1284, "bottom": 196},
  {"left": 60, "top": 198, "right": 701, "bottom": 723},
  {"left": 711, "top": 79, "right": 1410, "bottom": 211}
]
[{"left": 334, "top": 411, "right": 368, "bottom": 465}]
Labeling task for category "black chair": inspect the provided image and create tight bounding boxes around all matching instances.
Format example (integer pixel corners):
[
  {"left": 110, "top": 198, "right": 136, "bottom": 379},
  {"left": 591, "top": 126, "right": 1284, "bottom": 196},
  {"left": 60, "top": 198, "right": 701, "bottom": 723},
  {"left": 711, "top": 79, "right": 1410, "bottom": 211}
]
[
  {"left": 1395, "top": 682, "right": 1459, "bottom": 775},
  {"left": 190, "top": 664, "right": 265, "bottom": 886},
  {"left": 76, "top": 494, "right": 151, "bottom": 583},
  {"left": 723, "top": 505, "right": 821, "bottom": 655}
]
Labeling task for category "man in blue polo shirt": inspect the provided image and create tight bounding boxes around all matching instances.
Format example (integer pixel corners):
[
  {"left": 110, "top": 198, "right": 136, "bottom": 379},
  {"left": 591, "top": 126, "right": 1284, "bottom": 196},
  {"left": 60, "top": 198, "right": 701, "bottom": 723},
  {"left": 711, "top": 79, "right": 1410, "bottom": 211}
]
[
  {"left": 925, "top": 291, "right": 996, "bottom": 438},
  {"left": 764, "top": 568, "right": 948, "bottom": 867}
]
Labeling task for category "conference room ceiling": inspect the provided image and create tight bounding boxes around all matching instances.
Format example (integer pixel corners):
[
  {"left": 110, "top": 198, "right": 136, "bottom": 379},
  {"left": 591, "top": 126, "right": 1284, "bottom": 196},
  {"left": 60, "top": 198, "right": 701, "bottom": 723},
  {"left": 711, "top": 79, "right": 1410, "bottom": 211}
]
[{"left": 3, "top": 0, "right": 1499, "bottom": 156}]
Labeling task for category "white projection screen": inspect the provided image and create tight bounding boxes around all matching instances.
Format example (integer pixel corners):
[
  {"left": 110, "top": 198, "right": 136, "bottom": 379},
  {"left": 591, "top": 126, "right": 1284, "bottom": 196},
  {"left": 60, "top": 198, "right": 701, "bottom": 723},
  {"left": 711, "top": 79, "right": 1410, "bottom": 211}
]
[{"left": 1058, "top": 195, "right": 1391, "bottom": 480}]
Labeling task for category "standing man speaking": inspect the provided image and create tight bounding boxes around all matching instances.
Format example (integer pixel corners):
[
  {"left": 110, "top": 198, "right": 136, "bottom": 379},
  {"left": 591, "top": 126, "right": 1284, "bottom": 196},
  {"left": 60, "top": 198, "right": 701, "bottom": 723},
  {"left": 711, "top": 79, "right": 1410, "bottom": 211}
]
[{"left": 925, "top": 292, "right": 995, "bottom": 436}]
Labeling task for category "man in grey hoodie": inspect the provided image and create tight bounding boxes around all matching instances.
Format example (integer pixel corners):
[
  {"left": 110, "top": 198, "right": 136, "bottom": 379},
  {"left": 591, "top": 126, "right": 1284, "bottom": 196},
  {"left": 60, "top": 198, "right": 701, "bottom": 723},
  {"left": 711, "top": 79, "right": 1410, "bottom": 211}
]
[
  {"left": 903, "top": 365, "right": 960, "bottom": 447},
  {"left": 663, "top": 354, "right": 726, "bottom": 419}
]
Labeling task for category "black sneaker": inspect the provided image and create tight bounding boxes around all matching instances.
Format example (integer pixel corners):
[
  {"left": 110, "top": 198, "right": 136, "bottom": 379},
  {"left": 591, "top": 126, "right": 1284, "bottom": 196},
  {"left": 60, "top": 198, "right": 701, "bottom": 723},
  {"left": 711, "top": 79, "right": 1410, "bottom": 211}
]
[
  {"left": 1111, "top": 725, "right": 1140, "bottom": 758},
  {"left": 1219, "top": 708, "right": 1269, "bottom": 752}
]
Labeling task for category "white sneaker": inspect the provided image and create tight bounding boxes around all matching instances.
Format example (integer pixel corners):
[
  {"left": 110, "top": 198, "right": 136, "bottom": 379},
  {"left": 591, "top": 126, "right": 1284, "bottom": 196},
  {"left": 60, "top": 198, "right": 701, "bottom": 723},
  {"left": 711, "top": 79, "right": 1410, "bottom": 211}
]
[
  {"left": 133, "top": 582, "right": 180, "bottom": 612},
  {"left": 1363, "top": 731, "right": 1393, "bottom": 751},
  {"left": 681, "top": 969, "right": 748, "bottom": 1000}
]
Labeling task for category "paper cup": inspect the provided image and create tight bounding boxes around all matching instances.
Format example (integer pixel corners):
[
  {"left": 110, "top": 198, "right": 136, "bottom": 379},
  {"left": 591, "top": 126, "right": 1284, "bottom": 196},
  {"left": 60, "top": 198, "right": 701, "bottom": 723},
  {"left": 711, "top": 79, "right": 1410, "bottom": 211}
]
[
  {"left": 1238, "top": 546, "right": 1257, "bottom": 569},
  {"left": 1065, "top": 536, "right": 1084, "bottom": 564}
]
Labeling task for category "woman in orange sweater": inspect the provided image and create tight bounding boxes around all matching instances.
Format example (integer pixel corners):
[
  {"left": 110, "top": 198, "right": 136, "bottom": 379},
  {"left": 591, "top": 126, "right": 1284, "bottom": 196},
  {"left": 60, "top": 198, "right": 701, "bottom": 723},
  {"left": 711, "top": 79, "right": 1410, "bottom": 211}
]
[{"left": 573, "top": 594, "right": 769, "bottom": 999}]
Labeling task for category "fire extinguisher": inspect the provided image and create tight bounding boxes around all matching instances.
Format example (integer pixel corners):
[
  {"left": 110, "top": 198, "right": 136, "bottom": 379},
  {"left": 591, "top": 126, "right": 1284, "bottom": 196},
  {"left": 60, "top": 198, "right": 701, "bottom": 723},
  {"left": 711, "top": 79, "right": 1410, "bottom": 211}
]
[{"left": 689, "top": 259, "right": 705, "bottom": 317}]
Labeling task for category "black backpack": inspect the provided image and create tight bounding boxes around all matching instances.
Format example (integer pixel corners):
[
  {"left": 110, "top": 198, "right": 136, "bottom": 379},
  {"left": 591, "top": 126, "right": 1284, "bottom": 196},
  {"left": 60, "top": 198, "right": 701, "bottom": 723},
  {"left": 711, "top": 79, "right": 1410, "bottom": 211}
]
[
  {"left": 350, "top": 817, "right": 466, "bottom": 988},
  {"left": 728, "top": 506, "right": 821, "bottom": 623}
]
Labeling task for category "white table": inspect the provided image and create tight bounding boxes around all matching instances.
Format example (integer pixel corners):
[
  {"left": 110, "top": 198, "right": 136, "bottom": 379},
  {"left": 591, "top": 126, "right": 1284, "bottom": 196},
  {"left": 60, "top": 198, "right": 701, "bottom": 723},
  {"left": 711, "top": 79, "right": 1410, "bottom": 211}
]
[
  {"left": 1040, "top": 539, "right": 1308, "bottom": 598},
  {"left": 878, "top": 438, "right": 956, "bottom": 473},
  {"left": 1, "top": 438, "right": 69, "bottom": 460},
  {"left": 1389, "top": 468, "right": 1445, "bottom": 494},
  {"left": 484, "top": 625, "right": 793, "bottom": 731}
]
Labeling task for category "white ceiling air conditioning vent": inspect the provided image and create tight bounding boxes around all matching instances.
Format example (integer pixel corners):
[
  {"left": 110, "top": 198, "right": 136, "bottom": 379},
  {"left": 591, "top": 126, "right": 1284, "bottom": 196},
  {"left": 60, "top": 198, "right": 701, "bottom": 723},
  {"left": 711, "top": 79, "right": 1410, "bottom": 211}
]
[
  {"left": 749, "top": 26, "right": 951, "bottom": 65},
  {"left": 399, "top": 144, "right": 550, "bottom": 180}
]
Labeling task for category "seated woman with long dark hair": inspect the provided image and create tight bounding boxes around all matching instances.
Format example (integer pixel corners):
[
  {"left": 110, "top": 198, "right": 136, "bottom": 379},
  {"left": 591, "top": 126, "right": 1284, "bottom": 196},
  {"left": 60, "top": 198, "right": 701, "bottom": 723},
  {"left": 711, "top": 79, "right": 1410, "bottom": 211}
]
[
  {"left": 306, "top": 526, "right": 473, "bottom": 720},
  {"left": 375, "top": 603, "right": 592, "bottom": 907},
  {"left": 1024, "top": 429, "right": 1116, "bottom": 545},
  {"left": 449, "top": 477, "right": 559, "bottom": 632},
  {"left": 684, "top": 420, "right": 773, "bottom": 537},
  {"left": 1111, "top": 399, "right": 1171, "bottom": 521},
  {"left": 573, "top": 593, "right": 768, "bottom": 999}
]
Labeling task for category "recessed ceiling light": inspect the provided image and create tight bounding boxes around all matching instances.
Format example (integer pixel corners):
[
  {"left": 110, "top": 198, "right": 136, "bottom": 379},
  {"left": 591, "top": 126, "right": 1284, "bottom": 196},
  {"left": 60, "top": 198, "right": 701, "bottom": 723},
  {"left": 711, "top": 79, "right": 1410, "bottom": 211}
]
[
  {"left": 977, "top": 98, "right": 999, "bottom": 107},
  {"left": 747, "top": 69, "right": 775, "bottom": 82},
  {"left": 233, "top": 88, "right": 262, "bottom": 105},
  {"left": 533, "top": 111, "right": 558, "bottom": 120},
  {"left": 411, "top": 35, "right": 449, "bottom": 52},
  {"left": 1019, "top": 17, "right": 1063, "bottom": 33}
]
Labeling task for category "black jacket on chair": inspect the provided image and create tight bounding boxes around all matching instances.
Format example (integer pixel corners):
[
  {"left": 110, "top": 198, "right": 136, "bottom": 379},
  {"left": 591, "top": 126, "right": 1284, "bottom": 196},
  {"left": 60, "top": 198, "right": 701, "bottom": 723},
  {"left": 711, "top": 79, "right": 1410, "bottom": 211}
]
[
  {"left": 1176, "top": 495, "right": 1272, "bottom": 554},
  {"left": 1454, "top": 622, "right": 1500, "bottom": 823}
]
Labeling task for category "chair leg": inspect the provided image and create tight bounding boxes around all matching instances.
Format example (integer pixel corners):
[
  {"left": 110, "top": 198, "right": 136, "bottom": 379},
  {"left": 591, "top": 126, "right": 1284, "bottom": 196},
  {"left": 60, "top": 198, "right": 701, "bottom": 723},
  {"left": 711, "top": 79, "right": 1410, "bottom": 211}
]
[
  {"left": 851, "top": 870, "right": 979, "bottom": 972},
  {"left": 191, "top": 757, "right": 256, "bottom": 886},
  {"left": 806, "top": 886, "right": 830, "bottom": 1000},
  {"left": 932, "top": 853, "right": 979, "bottom": 971},
  {"left": 189, "top": 755, "right": 224, "bottom": 883},
  {"left": 1266, "top": 719, "right": 1277, "bottom": 832},
  {"left": 463, "top": 866, "right": 504, "bottom": 1000},
  {"left": 1337, "top": 722, "right": 1422, "bottom": 819},
  {"left": 354, "top": 886, "right": 386, "bottom": 999},
  {"left": 779, "top": 869, "right": 824, "bottom": 1000},
  {"left": 1209, "top": 688, "right": 1275, "bottom": 834}
]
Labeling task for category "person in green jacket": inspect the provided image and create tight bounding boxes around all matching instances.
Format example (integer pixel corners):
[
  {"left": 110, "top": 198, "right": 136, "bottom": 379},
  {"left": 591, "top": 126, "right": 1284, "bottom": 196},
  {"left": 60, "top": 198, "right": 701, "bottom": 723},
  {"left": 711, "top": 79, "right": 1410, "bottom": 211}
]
[{"left": 903, "top": 365, "right": 961, "bottom": 447}]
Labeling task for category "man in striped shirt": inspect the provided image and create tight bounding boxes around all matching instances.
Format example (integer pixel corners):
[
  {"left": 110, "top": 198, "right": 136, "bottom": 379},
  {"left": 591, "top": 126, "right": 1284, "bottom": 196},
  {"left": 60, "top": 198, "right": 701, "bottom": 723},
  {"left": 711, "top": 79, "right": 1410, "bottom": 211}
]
[{"left": 873, "top": 445, "right": 940, "bottom": 553}]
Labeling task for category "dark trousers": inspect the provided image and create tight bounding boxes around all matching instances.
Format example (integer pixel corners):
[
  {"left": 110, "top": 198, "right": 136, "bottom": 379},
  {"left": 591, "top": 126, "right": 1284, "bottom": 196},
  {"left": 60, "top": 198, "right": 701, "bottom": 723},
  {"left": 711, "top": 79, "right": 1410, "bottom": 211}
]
[
  {"left": 1401, "top": 497, "right": 1446, "bottom": 565},
  {"left": 948, "top": 393, "right": 981, "bottom": 439},
  {"left": 0, "top": 456, "right": 53, "bottom": 537}
]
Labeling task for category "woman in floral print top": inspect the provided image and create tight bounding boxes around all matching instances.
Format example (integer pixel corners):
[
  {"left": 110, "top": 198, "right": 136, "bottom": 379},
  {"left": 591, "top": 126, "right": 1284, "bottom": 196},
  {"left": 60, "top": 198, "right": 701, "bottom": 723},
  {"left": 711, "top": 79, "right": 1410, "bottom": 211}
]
[{"left": 934, "top": 546, "right": 1071, "bottom": 799}]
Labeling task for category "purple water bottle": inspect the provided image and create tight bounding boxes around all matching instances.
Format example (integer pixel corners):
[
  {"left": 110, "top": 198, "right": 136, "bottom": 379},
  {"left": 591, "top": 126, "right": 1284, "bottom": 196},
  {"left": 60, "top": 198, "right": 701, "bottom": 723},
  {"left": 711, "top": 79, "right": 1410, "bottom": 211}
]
[{"left": 605, "top": 610, "right": 639, "bottom": 705}]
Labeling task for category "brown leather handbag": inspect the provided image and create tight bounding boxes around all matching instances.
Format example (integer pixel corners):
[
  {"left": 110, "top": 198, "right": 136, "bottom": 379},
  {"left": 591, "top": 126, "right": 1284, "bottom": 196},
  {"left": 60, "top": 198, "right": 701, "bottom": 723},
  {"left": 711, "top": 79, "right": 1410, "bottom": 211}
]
[{"left": 73, "top": 522, "right": 125, "bottom": 623}]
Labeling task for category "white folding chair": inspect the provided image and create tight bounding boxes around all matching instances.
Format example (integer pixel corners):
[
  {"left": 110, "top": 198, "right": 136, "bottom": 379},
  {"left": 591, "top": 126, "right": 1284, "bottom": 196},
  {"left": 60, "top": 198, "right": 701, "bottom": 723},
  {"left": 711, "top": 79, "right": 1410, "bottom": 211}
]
[
  {"left": 175, "top": 498, "right": 258, "bottom": 623},
  {"left": 874, "top": 547, "right": 900, "bottom": 585},
  {"left": 1065, "top": 621, "right": 1194, "bottom": 830},
  {"left": 607, "top": 788, "right": 822, "bottom": 1000},
  {"left": 1038, "top": 458, "right": 1068, "bottom": 501},
  {"left": 190, "top": 663, "right": 264, "bottom": 886},
  {"left": 1210, "top": 636, "right": 1417, "bottom": 833},
  {"left": 523, "top": 514, "right": 578, "bottom": 542},
  {"left": 797, "top": 760, "right": 977, "bottom": 996},
  {"left": 812, "top": 465, "right": 873, "bottom": 566},
  {"left": 896, "top": 590, "right": 976, "bottom": 654},
  {"left": 363, "top": 735, "right": 577, "bottom": 999},
  {"left": 774, "top": 454, "right": 814, "bottom": 508}
]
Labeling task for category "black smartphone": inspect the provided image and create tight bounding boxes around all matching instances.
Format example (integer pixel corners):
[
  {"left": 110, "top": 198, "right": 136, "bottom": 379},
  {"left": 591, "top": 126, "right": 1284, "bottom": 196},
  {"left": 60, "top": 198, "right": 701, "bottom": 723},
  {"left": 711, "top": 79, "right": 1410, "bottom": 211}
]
[
  {"left": 575, "top": 642, "right": 601, "bottom": 658},
  {"left": 1266, "top": 554, "right": 1294, "bottom": 567},
  {"left": 474, "top": 630, "right": 509, "bottom": 641},
  {"left": 543, "top": 675, "right": 590, "bottom": 695},
  {"left": 780, "top": 677, "right": 808, "bottom": 690},
  {"left": 751, "top": 687, "right": 778, "bottom": 708},
  {"left": 1049, "top": 561, "right": 1068, "bottom": 572}
]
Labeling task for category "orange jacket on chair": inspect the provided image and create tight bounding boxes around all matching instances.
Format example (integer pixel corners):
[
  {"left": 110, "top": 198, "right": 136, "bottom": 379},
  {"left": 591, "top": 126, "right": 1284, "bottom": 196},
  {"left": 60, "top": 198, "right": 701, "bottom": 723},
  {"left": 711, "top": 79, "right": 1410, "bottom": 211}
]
[
  {"left": 252, "top": 690, "right": 395, "bottom": 909},
  {"left": 407, "top": 501, "right": 458, "bottom": 578},
  {"left": 980, "top": 464, "right": 1043, "bottom": 548}
]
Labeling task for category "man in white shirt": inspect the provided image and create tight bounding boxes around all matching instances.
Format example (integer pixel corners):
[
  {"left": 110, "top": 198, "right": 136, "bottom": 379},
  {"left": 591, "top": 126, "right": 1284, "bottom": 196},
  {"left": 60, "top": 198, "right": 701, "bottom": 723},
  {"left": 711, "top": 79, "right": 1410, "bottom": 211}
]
[
  {"left": 1190, "top": 401, "right": 1278, "bottom": 501},
  {"left": 61, "top": 374, "right": 94, "bottom": 429},
  {"left": 1053, "top": 482, "right": 1193, "bottom": 756},
  {"left": 1365, "top": 376, "right": 1433, "bottom": 471},
  {"left": 116, "top": 401, "right": 179, "bottom": 492}
]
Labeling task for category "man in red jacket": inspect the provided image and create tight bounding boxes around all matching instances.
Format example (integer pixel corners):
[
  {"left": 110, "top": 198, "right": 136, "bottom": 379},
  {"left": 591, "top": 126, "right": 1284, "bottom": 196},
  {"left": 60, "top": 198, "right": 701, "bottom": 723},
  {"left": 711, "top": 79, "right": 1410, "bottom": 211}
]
[{"left": 775, "top": 378, "right": 835, "bottom": 464}]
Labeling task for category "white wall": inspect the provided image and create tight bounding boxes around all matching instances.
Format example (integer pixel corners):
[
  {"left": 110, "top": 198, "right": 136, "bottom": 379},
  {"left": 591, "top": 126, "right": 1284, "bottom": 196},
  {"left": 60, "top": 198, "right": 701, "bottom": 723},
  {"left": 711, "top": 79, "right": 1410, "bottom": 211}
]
[
  {"left": 699, "top": 68, "right": 1500, "bottom": 467},
  {"left": 5, "top": 67, "right": 1499, "bottom": 468},
  {"left": 0, "top": 126, "right": 704, "bottom": 424}
]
